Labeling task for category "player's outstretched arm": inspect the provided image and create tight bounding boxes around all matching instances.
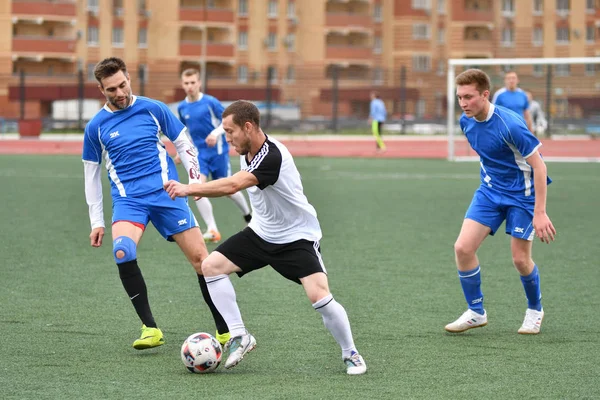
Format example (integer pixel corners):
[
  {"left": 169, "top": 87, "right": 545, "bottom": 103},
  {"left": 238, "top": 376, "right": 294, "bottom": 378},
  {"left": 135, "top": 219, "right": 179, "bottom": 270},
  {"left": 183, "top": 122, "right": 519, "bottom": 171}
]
[
  {"left": 164, "top": 171, "right": 258, "bottom": 200},
  {"left": 526, "top": 151, "right": 556, "bottom": 244}
]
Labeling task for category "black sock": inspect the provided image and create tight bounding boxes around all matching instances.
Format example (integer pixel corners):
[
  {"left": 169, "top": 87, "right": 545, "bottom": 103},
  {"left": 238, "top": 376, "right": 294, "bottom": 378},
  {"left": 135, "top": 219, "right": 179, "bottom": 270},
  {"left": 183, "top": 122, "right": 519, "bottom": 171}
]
[
  {"left": 197, "top": 274, "right": 229, "bottom": 335},
  {"left": 244, "top": 214, "right": 252, "bottom": 223},
  {"left": 117, "top": 260, "right": 156, "bottom": 328}
]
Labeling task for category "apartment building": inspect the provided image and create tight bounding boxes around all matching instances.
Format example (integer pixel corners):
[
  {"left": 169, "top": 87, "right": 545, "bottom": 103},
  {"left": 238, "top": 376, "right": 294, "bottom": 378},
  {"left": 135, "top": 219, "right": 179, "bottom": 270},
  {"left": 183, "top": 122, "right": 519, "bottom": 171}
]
[{"left": 1, "top": 0, "right": 598, "bottom": 121}]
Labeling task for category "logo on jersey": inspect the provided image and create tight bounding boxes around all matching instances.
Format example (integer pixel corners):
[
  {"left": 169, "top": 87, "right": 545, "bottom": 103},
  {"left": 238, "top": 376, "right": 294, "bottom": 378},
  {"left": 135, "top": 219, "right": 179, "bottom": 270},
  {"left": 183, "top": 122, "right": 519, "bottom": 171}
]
[
  {"left": 109, "top": 131, "right": 120, "bottom": 139},
  {"left": 178, "top": 219, "right": 188, "bottom": 226},
  {"left": 186, "top": 148, "right": 201, "bottom": 180},
  {"left": 514, "top": 227, "right": 524, "bottom": 233},
  {"left": 184, "top": 114, "right": 190, "bottom": 119}
]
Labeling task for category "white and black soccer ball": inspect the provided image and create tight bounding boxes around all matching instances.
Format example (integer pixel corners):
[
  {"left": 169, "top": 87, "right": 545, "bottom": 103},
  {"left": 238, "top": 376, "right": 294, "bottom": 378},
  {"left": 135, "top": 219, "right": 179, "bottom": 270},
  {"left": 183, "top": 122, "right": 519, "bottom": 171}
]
[{"left": 180, "top": 332, "right": 223, "bottom": 373}]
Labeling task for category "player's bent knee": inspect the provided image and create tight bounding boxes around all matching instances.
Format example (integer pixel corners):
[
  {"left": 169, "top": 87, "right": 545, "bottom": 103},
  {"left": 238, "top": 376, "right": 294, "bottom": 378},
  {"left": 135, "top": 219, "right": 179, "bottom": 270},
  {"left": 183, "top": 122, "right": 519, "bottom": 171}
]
[
  {"left": 113, "top": 236, "right": 137, "bottom": 264},
  {"left": 201, "top": 253, "right": 228, "bottom": 276},
  {"left": 454, "top": 240, "right": 475, "bottom": 258}
]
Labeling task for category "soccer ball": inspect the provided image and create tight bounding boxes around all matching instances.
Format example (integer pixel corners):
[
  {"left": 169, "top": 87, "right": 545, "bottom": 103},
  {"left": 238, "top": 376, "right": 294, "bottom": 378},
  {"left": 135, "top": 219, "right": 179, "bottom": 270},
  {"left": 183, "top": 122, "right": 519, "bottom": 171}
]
[{"left": 180, "top": 332, "right": 223, "bottom": 373}]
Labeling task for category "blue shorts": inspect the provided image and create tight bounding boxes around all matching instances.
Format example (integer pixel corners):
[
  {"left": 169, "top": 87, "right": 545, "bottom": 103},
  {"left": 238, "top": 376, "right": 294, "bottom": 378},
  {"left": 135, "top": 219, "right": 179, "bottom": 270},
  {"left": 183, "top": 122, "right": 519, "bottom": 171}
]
[
  {"left": 112, "top": 189, "right": 198, "bottom": 241},
  {"left": 199, "top": 152, "right": 231, "bottom": 180},
  {"left": 465, "top": 186, "right": 535, "bottom": 240}
]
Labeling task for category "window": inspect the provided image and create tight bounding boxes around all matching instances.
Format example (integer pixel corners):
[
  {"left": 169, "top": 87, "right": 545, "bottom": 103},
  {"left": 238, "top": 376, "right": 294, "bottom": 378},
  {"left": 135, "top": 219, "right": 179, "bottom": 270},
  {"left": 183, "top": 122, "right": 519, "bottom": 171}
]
[
  {"left": 436, "top": 60, "right": 445, "bottom": 76},
  {"left": 287, "top": 0, "right": 295, "bottom": 18},
  {"left": 267, "top": 32, "right": 277, "bottom": 50},
  {"left": 412, "top": 24, "right": 430, "bottom": 40},
  {"left": 138, "top": 28, "right": 147, "bottom": 48},
  {"left": 373, "top": 68, "right": 383, "bottom": 85},
  {"left": 412, "top": 55, "right": 431, "bottom": 72},
  {"left": 87, "top": 26, "right": 98, "bottom": 46},
  {"left": 502, "top": 0, "right": 515, "bottom": 15},
  {"left": 112, "top": 27, "right": 124, "bottom": 47},
  {"left": 238, "top": 0, "right": 248, "bottom": 16},
  {"left": 437, "top": 27, "right": 445, "bottom": 44},
  {"left": 532, "top": 27, "right": 543, "bottom": 46},
  {"left": 437, "top": 0, "right": 446, "bottom": 14},
  {"left": 87, "top": 63, "right": 96, "bottom": 81},
  {"left": 238, "top": 30, "right": 248, "bottom": 50},
  {"left": 585, "top": 64, "right": 596, "bottom": 76},
  {"left": 533, "top": 0, "right": 543, "bottom": 14},
  {"left": 284, "top": 33, "right": 295, "bottom": 51},
  {"left": 501, "top": 27, "right": 514, "bottom": 46},
  {"left": 87, "top": 0, "right": 99, "bottom": 11},
  {"left": 412, "top": 0, "right": 431, "bottom": 10},
  {"left": 555, "top": 64, "right": 570, "bottom": 76},
  {"left": 373, "top": 4, "right": 382, "bottom": 22},
  {"left": 138, "top": 64, "right": 148, "bottom": 82},
  {"left": 373, "top": 36, "right": 382, "bottom": 54},
  {"left": 286, "top": 65, "right": 295, "bottom": 83},
  {"left": 586, "top": 25, "right": 595, "bottom": 43},
  {"left": 268, "top": 0, "right": 277, "bottom": 18},
  {"left": 113, "top": 0, "right": 123, "bottom": 15},
  {"left": 586, "top": 0, "right": 595, "bottom": 13},
  {"left": 207, "top": 0, "right": 216, "bottom": 8},
  {"left": 238, "top": 65, "right": 248, "bottom": 83},
  {"left": 416, "top": 99, "right": 426, "bottom": 118},
  {"left": 532, "top": 64, "right": 544, "bottom": 77},
  {"left": 268, "top": 67, "right": 278, "bottom": 84},
  {"left": 556, "top": 0, "right": 569, "bottom": 13},
  {"left": 556, "top": 27, "right": 569, "bottom": 44}
]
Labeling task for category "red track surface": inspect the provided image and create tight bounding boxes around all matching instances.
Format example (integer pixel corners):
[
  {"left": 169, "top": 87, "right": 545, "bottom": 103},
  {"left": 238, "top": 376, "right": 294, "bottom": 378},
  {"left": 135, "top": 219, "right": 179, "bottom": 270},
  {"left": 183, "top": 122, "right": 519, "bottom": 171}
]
[{"left": 1, "top": 137, "right": 599, "bottom": 159}]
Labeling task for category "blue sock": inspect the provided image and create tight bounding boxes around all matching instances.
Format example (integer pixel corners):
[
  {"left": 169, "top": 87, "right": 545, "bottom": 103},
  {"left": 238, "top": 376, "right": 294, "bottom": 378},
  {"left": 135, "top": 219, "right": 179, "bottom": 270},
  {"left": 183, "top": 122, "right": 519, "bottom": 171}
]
[
  {"left": 458, "top": 266, "right": 484, "bottom": 315},
  {"left": 520, "top": 265, "right": 542, "bottom": 311}
]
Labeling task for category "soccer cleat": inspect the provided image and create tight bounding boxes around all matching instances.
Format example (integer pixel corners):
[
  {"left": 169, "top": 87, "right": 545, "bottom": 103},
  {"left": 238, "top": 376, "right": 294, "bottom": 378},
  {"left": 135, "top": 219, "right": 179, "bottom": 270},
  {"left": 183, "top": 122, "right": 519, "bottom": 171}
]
[
  {"left": 445, "top": 309, "right": 488, "bottom": 333},
  {"left": 518, "top": 308, "right": 544, "bottom": 334},
  {"left": 344, "top": 351, "right": 367, "bottom": 375},
  {"left": 215, "top": 331, "right": 231, "bottom": 347},
  {"left": 224, "top": 332, "right": 256, "bottom": 369},
  {"left": 203, "top": 229, "right": 222, "bottom": 244},
  {"left": 132, "top": 324, "right": 165, "bottom": 350}
]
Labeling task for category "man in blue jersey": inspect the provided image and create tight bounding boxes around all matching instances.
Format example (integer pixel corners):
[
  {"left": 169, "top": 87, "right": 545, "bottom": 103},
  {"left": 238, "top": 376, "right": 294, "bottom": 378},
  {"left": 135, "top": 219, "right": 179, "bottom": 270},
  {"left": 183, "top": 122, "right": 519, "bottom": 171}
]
[
  {"left": 82, "top": 57, "right": 230, "bottom": 350},
  {"left": 175, "top": 69, "right": 251, "bottom": 243},
  {"left": 492, "top": 71, "right": 534, "bottom": 133},
  {"left": 445, "top": 69, "right": 556, "bottom": 335},
  {"left": 368, "top": 91, "right": 387, "bottom": 151}
]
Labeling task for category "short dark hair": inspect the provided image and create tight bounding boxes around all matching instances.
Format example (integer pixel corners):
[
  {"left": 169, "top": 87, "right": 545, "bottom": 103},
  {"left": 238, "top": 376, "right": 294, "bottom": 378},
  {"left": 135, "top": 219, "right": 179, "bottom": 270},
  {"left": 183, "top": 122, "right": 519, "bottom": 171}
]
[
  {"left": 222, "top": 100, "right": 260, "bottom": 129},
  {"left": 455, "top": 68, "right": 491, "bottom": 94},
  {"left": 94, "top": 57, "right": 127, "bottom": 85}
]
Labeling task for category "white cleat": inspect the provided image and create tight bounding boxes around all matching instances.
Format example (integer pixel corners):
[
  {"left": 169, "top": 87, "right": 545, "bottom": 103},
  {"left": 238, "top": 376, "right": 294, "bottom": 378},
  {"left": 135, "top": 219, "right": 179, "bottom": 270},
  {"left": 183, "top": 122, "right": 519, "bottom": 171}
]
[
  {"left": 224, "top": 332, "right": 256, "bottom": 369},
  {"left": 445, "top": 309, "right": 488, "bottom": 333},
  {"left": 344, "top": 351, "right": 367, "bottom": 375},
  {"left": 518, "top": 308, "right": 544, "bottom": 335}
]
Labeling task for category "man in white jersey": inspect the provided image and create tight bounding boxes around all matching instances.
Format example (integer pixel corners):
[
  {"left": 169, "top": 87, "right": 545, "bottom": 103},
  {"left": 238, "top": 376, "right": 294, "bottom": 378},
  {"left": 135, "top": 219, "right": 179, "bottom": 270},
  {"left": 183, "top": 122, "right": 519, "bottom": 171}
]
[
  {"left": 175, "top": 69, "right": 252, "bottom": 243},
  {"left": 82, "top": 57, "right": 230, "bottom": 350},
  {"left": 164, "top": 100, "right": 367, "bottom": 375},
  {"left": 445, "top": 69, "right": 556, "bottom": 335}
]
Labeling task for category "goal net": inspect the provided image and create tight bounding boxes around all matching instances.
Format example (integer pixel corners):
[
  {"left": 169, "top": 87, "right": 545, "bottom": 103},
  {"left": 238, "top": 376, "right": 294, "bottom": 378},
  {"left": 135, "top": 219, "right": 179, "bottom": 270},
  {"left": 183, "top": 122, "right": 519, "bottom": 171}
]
[{"left": 446, "top": 57, "right": 600, "bottom": 162}]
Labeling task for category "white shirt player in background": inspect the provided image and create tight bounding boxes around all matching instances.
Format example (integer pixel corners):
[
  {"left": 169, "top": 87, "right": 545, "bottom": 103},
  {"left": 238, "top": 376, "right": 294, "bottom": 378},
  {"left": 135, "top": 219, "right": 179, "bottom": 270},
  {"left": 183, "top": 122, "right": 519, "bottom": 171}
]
[
  {"left": 174, "top": 69, "right": 252, "bottom": 244},
  {"left": 445, "top": 68, "right": 556, "bottom": 336},
  {"left": 82, "top": 57, "right": 231, "bottom": 350},
  {"left": 526, "top": 91, "right": 548, "bottom": 137},
  {"left": 164, "top": 100, "right": 367, "bottom": 375}
]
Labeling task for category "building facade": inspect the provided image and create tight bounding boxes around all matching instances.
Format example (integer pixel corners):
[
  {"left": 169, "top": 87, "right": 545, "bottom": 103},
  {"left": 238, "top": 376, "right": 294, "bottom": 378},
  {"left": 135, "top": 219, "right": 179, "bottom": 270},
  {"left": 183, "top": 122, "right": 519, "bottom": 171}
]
[{"left": 1, "top": 0, "right": 599, "bottom": 121}]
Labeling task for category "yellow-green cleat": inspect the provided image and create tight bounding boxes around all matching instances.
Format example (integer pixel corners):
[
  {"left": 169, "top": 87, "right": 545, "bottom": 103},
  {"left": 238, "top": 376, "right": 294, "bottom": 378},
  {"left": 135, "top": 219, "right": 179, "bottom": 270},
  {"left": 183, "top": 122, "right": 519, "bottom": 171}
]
[
  {"left": 215, "top": 331, "right": 231, "bottom": 347},
  {"left": 133, "top": 324, "right": 165, "bottom": 350}
]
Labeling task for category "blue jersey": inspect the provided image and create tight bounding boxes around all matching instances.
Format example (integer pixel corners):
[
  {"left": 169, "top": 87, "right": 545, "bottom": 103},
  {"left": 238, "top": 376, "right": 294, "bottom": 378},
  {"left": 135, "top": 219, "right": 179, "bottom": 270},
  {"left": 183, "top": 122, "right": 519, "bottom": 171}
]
[
  {"left": 460, "top": 104, "right": 551, "bottom": 197},
  {"left": 82, "top": 95, "right": 185, "bottom": 199},
  {"left": 492, "top": 88, "right": 529, "bottom": 118},
  {"left": 177, "top": 94, "right": 228, "bottom": 156},
  {"left": 369, "top": 98, "right": 387, "bottom": 122}
]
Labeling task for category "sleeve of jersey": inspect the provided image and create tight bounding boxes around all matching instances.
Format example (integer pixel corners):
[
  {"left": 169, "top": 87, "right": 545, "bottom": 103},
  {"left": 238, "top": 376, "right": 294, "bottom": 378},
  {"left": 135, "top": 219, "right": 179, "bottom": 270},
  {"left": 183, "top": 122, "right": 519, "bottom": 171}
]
[
  {"left": 507, "top": 117, "right": 541, "bottom": 158},
  {"left": 83, "top": 161, "right": 105, "bottom": 229},
  {"left": 244, "top": 147, "right": 282, "bottom": 190},
  {"left": 158, "top": 101, "right": 187, "bottom": 143},
  {"left": 82, "top": 123, "right": 102, "bottom": 163},
  {"left": 172, "top": 130, "right": 202, "bottom": 184}
]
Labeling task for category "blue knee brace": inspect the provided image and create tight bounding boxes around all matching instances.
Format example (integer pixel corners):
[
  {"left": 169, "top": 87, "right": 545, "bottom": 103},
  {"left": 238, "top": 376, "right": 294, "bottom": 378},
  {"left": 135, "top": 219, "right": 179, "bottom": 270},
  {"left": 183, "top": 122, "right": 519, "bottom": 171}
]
[{"left": 113, "top": 236, "right": 137, "bottom": 264}]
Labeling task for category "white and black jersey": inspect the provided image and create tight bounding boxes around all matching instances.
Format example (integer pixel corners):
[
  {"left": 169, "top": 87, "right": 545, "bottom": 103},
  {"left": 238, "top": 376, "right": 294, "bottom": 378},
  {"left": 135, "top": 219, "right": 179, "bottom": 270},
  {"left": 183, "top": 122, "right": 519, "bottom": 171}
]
[{"left": 242, "top": 136, "right": 322, "bottom": 244}]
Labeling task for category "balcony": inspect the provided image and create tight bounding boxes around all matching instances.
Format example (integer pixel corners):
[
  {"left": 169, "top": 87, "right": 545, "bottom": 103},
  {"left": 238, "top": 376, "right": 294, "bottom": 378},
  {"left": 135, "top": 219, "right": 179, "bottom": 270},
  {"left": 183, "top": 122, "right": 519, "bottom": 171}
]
[
  {"left": 179, "top": 41, "right": 235, "bottom": 58},
  {"left": 179, "top": 7, "right": 235, "bottom": 23},
  {"left": 462, "top": 39, "right": 494, "bottom": 53},
  {"left": 12, "top": 0, "right": 76, "bottom": 20},
  {"left": 325, "top": 46, "right": 373, "bottom": 62},
  {"left": 325, "top": 13, "right": 372, "bottom": 31},
  {"left": 12, "top": 36, "right": 76, "bottom": 58},
  {"left": 453, "top": 9, "right": 494, "bottom": 23}
]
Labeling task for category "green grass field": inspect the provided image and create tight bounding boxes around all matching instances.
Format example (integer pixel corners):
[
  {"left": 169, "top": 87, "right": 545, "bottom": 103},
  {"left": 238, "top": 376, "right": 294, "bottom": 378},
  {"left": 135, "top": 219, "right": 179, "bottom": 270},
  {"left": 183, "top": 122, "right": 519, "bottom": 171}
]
[{"left": 0, "top": 155, "right": 599, "bottom": 399}]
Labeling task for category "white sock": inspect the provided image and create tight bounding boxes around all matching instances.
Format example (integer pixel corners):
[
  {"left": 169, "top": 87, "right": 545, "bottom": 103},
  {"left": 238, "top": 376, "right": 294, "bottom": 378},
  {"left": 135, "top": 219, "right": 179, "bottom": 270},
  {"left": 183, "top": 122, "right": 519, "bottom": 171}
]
[
  {"left": 313, "top": 294, "right": 357, "bottom": 358},
  {"left": 204, "top": 274, "right": 246, "bottom": 337},
  {"left": 195, "top": 197, "right": 218, "bottom": 232},
  {"left": 228, "top": 191, "right": 251, "bottom": 216}
]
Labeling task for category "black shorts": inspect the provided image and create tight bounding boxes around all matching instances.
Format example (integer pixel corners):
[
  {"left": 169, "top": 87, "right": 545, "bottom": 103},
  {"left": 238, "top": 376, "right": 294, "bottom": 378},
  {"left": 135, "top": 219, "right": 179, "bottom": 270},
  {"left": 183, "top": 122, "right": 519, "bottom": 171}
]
[{"left": 214, "top": 227, "right": 326, "bottom": 285}]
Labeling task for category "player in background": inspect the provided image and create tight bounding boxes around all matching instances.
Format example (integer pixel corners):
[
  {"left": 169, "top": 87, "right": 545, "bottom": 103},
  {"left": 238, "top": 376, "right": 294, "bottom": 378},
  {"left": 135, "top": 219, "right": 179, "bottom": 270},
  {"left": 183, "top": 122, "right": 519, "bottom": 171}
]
[
  {"left": 445, "top": 69, "right": 556, "bottom": 335},
  {"left": 82, "top": 57, "right": 230, "bottom": 349},
  {"left": 526, "top": 91, "right": 548, "bottom": 137},
  {"left": 491, "top": 71, "right": 534, "bottom": 133},
  {"left": 164, "top": 100, "right": 367, "bottom": 375},
  {"left": 369, "top": 91, "right": 387, "bottom": 152},
  {"left": 175, "top": 69, "right": 252, "bottom": 243}
]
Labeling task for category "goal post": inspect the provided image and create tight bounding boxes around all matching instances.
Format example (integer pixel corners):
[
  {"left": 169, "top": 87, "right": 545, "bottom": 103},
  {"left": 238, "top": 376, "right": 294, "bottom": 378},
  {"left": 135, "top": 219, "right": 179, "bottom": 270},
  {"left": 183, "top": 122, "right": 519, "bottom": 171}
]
[{"left": 446, "top": 57, "right": 600, "bottom": 162}]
